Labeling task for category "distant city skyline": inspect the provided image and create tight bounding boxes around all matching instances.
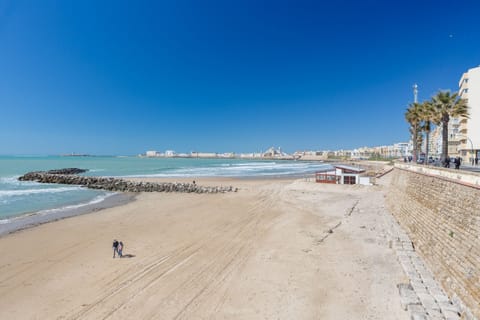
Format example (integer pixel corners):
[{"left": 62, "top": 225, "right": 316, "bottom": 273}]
[{"left": 1, "top": 1, "right": 480, "bottom": 155}]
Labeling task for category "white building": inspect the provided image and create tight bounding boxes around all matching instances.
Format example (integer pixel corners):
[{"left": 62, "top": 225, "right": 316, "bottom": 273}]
[
  {"left": 458, "top": 66, "right": 480, "bottom": 163},
  {"left": 428, "top": 126, "right": 442, "bottom": 157},
  {"left": 146, "top": 150, "right": 159, "bottom": 157},
  {"left": 446, "top": 117, "right": 461, "bottom": 158},
  {"left": 393, "top": 142, "right": 410, "bottom": 158},
  {"left": 315, "top": 164, "right": 369, "bottom": 185},
  {"left": 165, "top": 150, "right": 176, "bottom": 157}
]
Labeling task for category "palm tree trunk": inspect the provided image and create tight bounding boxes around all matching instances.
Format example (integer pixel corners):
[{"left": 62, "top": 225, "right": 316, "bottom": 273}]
[
  {"left": 441, "top": 119, "right": 449, "bottom": 164},
  {"left": 425, "top": 129, "right": 430, "bottom": 165},
  {"left": 413, "top": 125, "right": 418, "bottom": 162}
]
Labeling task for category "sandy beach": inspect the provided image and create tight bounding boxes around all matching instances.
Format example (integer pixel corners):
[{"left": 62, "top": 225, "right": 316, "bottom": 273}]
[{"left": 0, "top": 176, "right": 408, "bottom": 319}]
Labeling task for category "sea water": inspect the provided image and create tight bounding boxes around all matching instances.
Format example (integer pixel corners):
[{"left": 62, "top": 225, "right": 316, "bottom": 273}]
[{"left": 0, "top": 155, "right": 329, "bottom": 222}]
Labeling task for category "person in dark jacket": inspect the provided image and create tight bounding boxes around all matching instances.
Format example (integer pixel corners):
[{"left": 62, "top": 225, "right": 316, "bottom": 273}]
[
  {"left": 112, "top": 239, "right": 119, "bottom": 258},
  {"left": 455, "top": 157, "right": 462, "bottom": 169},
  {"left": 444, "top": 156, "right": 451, "bottom": 168}
]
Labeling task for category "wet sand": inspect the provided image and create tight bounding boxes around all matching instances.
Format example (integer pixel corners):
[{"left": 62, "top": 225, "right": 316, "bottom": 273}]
[{"left": 0, "top": 192, "right": 135, "bottom": 237}]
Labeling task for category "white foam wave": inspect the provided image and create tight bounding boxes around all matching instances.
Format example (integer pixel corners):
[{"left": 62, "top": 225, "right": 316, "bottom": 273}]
[
  {"left": 36, "top": 193, "right": 114, "bottom": 215},
  {"left": 0, "top": 193, "right": 115, "bottom": 224},
  {"left": 222, "top": 162, "right": 277, "bottom": 167},
  {"left": 124, "top": 162, "right": 331, "bottom": 178},
  {"left": 0, "top": 186, "right": 83, "bottom": 197},
  {"left": 0, "top": 176, "right": 19, "bottom": 183},
  {"left": 0, "top": 176, "right": 41, "bottom": 187}
]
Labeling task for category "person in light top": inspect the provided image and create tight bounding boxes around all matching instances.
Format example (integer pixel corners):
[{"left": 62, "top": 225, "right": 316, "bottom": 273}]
[{"left": 117, "top": 241, "right": 124, "bottom": 258}]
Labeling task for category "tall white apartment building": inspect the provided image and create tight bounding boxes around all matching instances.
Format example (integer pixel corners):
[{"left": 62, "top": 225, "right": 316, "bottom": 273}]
[
  {"left": 447, "top": 117, "right": 461, "bottom": 158},
  {"left": 393, "top": 142, "right": 410, "bottom": 157},
  {"left": 428, "top": 126, "right": 442, "bottom": 157},
  {"left": 458, "top": 66, "right": 480, "bottom": 163}
]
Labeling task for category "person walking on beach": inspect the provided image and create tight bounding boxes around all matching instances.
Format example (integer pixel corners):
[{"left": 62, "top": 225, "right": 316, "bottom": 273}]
[
  {"left": 112, "top": 239, "right": 119, "bottom": 258},
  {"left": 117, "top": 241, "right": 124, "bottom": 258}
]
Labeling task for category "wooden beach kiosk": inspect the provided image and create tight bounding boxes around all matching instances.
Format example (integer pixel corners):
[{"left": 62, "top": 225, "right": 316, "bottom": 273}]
[{"left": 315, "top": 164, "right": 367, "bottom": 185}]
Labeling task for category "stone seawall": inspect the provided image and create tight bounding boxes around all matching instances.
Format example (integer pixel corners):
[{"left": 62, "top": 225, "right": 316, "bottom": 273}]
[
  {"left": 387, "top": 164, "right": 480, "bottom": 319},
  {"left": 19, "top": 171, "right": 236, "bottom": 194}
]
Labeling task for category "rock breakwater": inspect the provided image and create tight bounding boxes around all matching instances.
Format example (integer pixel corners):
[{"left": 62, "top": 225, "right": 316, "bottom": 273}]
[
  {"left": 45, "top": 168, "right": 88, "bottom": 175},
  {"left": 18, "top": 169, "right": 236, "bottom": 194}
]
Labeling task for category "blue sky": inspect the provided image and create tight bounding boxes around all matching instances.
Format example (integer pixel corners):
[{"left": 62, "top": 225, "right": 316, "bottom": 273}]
[{"left": 1, "top": 0, "right": 480, "bottom": 155}]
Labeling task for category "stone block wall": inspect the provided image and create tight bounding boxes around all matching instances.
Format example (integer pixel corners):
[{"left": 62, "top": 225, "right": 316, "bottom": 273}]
[{"left": 387, "top": 164, "right": 480, "bottom": 319}]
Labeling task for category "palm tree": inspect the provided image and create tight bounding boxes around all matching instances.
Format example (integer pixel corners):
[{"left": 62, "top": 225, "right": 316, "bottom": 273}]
[
  {"left": 432, "top": 91, "right": 469, "bottom": 163},
  {"left": 419, "top": 101, "right": 437, "bottom": 165},
  {"left": 405, "top": 102, "right": 423, "bottom": 161}
]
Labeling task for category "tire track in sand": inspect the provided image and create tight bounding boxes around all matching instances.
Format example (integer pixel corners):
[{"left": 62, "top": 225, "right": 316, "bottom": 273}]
[{"left": 65, "top": 189, "right": 279, "bottom": 320}]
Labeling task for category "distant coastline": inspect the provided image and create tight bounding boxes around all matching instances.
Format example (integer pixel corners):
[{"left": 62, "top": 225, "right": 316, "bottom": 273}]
[
  {"left": 60, "top": 153, "right": 93, "bottom": 157},
  {"left": 139, "top": 146, "right": 322, "bottom": 161},
  {"left": 138, "top": 154, "right": 303, "bottom": 161}
]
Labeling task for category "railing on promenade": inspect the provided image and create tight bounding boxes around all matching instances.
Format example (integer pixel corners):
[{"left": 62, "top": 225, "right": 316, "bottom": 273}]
[{"left": 394, "top": 162, "right": 480, "bottom": 190}]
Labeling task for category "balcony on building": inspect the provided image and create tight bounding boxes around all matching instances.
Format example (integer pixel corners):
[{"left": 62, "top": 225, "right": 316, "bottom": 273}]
[{"left": 458, "top": 72, "right": 468, "bottom": 89}]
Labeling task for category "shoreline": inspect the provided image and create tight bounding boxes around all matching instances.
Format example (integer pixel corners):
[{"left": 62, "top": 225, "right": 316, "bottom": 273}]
[
  {"left": 0, "top": 192, "right": 136, "bottom": 237},
  {"left": 0, "top": 175, "right": 271, "bottom": 238},
  {"left": 0, "top": 160, "right": 386, "bottom": 238},
  {"left": 0, "top": 175, "right": 285, "bottom": 238},
  {"left": 0, "top": 169, "right": 345, "bottom": 238},
  {"left": 125, "top": 174, "right": 303, "bottom": 183}
]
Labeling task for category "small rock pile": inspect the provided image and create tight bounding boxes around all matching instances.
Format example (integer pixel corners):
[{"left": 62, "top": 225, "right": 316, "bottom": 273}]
[{"left": 18, "top": 169, "right": 236, "bottom": 194}]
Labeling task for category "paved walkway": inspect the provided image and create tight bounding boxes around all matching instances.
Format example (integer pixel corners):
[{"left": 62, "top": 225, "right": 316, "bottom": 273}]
[{"left": 379, "top": 174, "right": 475, "bottom": 320}]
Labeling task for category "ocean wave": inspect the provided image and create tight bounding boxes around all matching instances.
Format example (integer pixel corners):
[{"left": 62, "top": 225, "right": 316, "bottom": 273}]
[
  {"left": 220, "top": 162, "right": 277, "bottom": 167},
  {"left": 0, "top": 176, "right": 19, "bottom": 182},
  {"left": 0, "top": 186, "right": 84, "bottom": 197},
  {"left": 35, "top": 193, "right": 114, "bottom": 215},
  {"left": 0, "top": 193, "right": 114, "bottom": 224},
  {"left": 123, "top": 162, "right": 331, "bottom": 178},
  {"left": 0, "top": 176, "right": 41, "bottom": 187},
  {"left": 1, "top": 176, "right": 22, "bottom": 183}
]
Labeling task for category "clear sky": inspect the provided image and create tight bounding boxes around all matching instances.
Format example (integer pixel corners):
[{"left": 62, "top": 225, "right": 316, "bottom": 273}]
[{"left": 1, "top": 0, "right": 480, "bottom": 155}]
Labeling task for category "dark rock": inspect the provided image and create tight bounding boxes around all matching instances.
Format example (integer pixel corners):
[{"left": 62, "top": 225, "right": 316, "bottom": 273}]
[
  {"left": 46, "top": 168, "right": 87, "bottom": 175},
  {"left": 17, "top": 169, "right": 236, "bottom": 194}
]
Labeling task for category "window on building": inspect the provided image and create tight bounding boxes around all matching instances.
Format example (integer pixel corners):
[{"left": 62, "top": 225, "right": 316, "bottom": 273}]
[
  {"left": 464, "top": 88, "right": 469, "bottom": 93},
  {"left": 316, "top": 173, "right": 337, "bottom": 184},
  {"left": 343, "top": 176, "right": 356, "bottom": 184}
]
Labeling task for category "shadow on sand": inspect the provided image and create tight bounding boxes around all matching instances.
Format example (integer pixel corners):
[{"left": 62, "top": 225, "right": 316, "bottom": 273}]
[{"left": 121, "top": 254, "right": 135, "bottom": 258}]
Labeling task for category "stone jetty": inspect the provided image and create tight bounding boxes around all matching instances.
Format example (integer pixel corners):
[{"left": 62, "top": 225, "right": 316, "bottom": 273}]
[
  {"left": 44, "top": 168, "right": 88, "bottom": 175},
  {"left": 18, "top": 169, "right": 236, "bottom": 194}
]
